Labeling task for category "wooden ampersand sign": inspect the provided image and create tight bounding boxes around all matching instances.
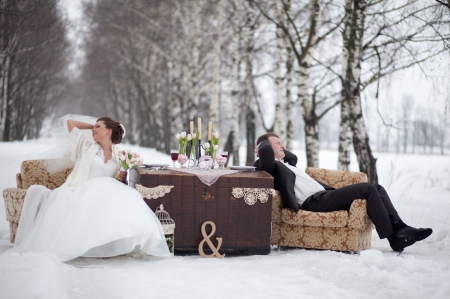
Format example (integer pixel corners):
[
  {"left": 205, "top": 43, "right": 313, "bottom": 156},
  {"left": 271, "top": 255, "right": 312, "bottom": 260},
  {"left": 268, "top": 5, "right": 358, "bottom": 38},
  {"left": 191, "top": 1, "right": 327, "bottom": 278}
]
[{"left": 198, "top": 221, "right": 225, "bottom": 258}]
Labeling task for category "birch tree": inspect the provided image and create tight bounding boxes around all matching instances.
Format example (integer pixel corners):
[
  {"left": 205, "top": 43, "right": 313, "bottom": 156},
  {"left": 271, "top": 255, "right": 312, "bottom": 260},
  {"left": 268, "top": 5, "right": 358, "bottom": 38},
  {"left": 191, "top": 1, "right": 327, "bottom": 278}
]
[
  {"left": 209, "top": 0, "right": 226, "bottom": 125},
  {"left": 0, "top": 0, "right": 68, "bottom": 141},
  {"left": 337, "top": 0, "right": 449, "bottom": 182},
  {"left": 272, "top": 0, "right": 286, "bottom": 140},
  {"left": 254, "top": 0, "right": 343, "bottom": 167}
]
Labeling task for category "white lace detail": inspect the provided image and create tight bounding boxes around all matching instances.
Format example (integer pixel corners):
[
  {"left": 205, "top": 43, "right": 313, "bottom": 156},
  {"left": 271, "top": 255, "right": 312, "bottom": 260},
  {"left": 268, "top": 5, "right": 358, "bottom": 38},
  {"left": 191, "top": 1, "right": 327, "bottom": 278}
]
[
  {"left": 97, "top": 147, "right": 115, "bottom": 164},
  {"left": 231, "top": 188, "right": 276, "bottom": 205},
  {"left": 170, "top": 168, "right": 239, "bottom": 186},
  {"left": 136, "top": 184, "right": 174, "bottom": 199}
]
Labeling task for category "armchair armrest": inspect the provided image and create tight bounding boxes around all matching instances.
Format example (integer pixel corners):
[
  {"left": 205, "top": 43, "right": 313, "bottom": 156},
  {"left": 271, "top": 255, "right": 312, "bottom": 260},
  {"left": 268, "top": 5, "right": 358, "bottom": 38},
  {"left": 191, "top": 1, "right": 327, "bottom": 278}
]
[
  {"left": 271, "top": 190, "right": 283, "bottom": 223},
  {"left": 3, "top": 188, "right": 27, "bottom": 223},
  {"left": 348, "top": 199, "right": 374, "bottom": 230},
  {"left": 305, "top": 167, "right": 367, "bottom": 189}
]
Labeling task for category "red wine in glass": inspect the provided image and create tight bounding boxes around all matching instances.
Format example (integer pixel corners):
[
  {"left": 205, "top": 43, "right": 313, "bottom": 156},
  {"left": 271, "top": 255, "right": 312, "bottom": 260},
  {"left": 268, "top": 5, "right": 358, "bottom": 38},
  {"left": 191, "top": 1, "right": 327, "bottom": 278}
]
[
  {"left": 220, "top": 151, "right": 228, "bottom": 159},
  {"left": 170, "top": 150, "right": 179, "bottom": 167}
]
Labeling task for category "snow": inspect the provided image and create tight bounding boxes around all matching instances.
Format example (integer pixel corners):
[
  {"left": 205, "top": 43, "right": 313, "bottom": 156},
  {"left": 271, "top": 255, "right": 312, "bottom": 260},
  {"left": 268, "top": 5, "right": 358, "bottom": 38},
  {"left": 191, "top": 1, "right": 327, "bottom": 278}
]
[{"left": 0, "top": 140, "right": 449, "bottom": 299}]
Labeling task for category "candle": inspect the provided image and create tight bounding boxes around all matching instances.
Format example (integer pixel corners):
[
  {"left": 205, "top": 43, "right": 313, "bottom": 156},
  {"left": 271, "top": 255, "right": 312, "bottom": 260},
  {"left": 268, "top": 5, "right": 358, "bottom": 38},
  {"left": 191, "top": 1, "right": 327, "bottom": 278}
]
[
  {"left": 190, "top": 121, "right": 194, "bottom": 135},
  {"left": 208, "top": 121, "right": 212, "bottom": 140},
  {"left": 198, "top": 118, "right": 202, "bottom": 139}
]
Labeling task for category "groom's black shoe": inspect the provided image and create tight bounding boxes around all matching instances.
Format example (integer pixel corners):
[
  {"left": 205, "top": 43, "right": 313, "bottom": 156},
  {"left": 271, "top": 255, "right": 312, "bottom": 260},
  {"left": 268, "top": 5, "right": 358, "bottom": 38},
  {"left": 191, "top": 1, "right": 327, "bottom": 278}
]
[{"left": 388, "top": 226, "right": 433, "bottom": 252}]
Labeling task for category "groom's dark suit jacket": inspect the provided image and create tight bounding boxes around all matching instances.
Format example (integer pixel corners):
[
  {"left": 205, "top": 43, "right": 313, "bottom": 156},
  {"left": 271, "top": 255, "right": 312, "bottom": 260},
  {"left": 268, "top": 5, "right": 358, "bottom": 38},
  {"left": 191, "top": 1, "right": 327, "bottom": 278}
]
[{"left": 254, "top": 141, "right": 334, "bottom": 213}]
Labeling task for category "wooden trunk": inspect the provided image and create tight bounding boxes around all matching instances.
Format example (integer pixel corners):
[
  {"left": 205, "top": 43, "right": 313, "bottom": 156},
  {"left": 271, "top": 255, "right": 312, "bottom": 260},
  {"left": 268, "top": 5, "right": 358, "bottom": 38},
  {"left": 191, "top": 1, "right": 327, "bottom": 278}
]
[{"left": 129, "top": 168, "right": 274, "bottom": 255}]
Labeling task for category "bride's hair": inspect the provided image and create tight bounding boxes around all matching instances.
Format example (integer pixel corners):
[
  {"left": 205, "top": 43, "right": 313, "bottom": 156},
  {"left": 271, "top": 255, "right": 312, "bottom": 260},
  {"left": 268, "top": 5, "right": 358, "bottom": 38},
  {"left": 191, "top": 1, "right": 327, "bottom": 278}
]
[{"left": 97, "top": 117, "right": 124, "bottom": 144}]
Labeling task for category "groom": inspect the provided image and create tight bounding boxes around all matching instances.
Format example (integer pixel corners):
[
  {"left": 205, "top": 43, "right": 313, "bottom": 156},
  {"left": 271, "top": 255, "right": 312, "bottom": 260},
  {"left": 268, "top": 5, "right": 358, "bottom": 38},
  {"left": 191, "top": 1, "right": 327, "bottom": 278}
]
[{"left": 254, "top": 133, "right": 433, "bottom": 252}]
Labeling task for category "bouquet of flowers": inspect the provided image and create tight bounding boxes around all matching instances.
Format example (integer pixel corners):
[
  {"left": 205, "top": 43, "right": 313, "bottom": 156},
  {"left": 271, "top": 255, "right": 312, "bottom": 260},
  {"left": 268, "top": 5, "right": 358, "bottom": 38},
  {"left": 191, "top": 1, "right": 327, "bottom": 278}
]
[
  {"left": 204, "top": 132, "right": 219, "bottom": 157},
  {"left": 175, "top": 131, "right": 191, "bottom": 166},
  {"left": 116, "top": 149, "right": 144, "bottom": 180}
]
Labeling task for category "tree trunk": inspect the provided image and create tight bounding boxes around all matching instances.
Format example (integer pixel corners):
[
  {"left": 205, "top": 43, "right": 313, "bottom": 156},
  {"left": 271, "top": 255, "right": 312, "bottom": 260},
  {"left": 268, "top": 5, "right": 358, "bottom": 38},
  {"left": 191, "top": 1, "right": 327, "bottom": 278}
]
[
  {"left": 0, "top": 56, "right": 10, "bottom": 141},
  {"left": 283, "top": 0, "right": 294, "bottom": 150},
  {"left": 337, "top": 0, "right": 354, "bottom": 171},
  {"left": 209, "top": 0, "right": 225, "bottom": 125},
  {"left": 341, "top": 0, "right": 378, "bottom": 183},
  {"left": 229, "top": 4, "right": 243, "bottom": 166},
  {"left": 272, "top": 0, "right": 285, "bottom": 139},
  {"left": 244, "top": 0, "right": 256, "bottom": 166},
  {"left": 296, "top": 0, "right": 321, "bottom": 168}
]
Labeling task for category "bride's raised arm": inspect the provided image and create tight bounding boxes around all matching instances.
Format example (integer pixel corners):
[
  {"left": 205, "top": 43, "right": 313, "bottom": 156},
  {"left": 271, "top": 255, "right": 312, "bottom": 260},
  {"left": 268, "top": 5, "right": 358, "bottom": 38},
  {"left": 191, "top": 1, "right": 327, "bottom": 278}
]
[{"left": 67, "top": 120, "right": 94, "bottom": 132}]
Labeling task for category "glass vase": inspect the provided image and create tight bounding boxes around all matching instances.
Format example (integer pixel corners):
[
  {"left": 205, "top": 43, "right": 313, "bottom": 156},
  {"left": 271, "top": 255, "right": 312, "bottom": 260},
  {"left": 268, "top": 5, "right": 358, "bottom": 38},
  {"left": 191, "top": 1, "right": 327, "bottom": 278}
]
[
  {"left": 178, "top": 144, "right": 188, "bottom": 168},
  {"left": 188, "top": 142, "right": 197, "bottom": 168}
]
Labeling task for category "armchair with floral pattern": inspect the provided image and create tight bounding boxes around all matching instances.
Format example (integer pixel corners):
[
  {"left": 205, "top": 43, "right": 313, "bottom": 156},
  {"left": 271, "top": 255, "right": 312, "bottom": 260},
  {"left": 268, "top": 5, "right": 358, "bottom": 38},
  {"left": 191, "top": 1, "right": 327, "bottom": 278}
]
[
  {"left": 2, "top": 160, "right": 73, "bottom": 243},
  {"left": 271, "top": 167, "right": 374, "bottom": 252}
]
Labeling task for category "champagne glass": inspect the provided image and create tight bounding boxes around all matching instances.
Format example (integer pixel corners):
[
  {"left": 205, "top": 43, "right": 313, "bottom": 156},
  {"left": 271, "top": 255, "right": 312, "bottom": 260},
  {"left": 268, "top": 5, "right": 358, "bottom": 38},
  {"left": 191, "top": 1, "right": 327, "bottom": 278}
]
[{"left": 170, "top": 149, "right": 179, "bottom": 167}]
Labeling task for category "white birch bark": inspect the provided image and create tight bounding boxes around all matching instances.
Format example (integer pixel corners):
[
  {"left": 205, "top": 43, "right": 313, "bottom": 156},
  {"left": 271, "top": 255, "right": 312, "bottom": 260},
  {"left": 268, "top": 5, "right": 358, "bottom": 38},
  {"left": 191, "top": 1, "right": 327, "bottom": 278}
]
[
  {"left": 209, "top": 0, "right": 225, "bottom": 125},
  {"left": 189, "top": 0, "right": 202, "bottom": 119},
  {"left": 337, "top": 0, "right": 354, "bottom": 171},
  {"left": 230, "top": 2, "right": 244, "bottom": 165},
  {"left": 272, "top": 0, "right": 285, "bottom": 139},
  {"left": 0, "top": 56, "right": 9, "bottom": 140},
  {"left": 284, "top": 0, "right": 294, "bottom": 150},
  {"left": 339, "top": 0, "right": 378, "bottom": 183},
  {"left": 297, "top": 0, "right": 320, "bottom": 167},
  {"left": 244, "top": 0, "right": 256, "bottom": 166}
]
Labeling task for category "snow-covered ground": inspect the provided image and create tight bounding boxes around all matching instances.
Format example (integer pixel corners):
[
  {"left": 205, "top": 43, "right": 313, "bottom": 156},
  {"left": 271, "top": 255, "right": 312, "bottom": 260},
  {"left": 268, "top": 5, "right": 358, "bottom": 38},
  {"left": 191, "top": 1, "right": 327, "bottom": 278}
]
[{"left": 0, "top": 139, "right": 449, "bottom": 299}]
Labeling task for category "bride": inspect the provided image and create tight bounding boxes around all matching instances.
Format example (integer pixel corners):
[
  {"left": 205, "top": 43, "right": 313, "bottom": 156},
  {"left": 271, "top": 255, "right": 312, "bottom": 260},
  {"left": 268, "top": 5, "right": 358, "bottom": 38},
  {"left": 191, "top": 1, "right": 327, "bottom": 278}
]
[{"left": 10, "top": 116, "right": 171, "bottom": 261}]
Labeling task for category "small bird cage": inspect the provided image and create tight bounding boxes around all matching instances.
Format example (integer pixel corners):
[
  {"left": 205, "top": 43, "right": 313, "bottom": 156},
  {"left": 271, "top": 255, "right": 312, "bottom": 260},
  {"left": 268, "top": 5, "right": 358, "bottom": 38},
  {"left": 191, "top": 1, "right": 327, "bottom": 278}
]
[{"left": 155, "top": 204, "right": 175, "bottom": 255}]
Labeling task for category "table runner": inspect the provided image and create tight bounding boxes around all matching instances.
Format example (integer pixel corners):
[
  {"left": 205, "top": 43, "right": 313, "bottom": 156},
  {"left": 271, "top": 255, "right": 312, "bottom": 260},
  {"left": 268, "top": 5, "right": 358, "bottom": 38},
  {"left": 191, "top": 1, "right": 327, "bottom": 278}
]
[{"left": 170, "top": 167, "right": 239, "bottom": 186}]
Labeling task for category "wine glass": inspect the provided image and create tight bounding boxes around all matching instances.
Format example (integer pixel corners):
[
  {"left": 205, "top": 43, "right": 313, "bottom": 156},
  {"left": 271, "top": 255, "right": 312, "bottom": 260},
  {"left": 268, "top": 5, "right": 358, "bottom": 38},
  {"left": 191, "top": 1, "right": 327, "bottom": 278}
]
[
  {"left": 216, "top": 154, "right": 227, "bottom": 169},
  {"left": 220, "top": 151, "right": 228, "bottom": 159},
  {"left": 170, "top": 149, "right": 179, "bottom": 167}
]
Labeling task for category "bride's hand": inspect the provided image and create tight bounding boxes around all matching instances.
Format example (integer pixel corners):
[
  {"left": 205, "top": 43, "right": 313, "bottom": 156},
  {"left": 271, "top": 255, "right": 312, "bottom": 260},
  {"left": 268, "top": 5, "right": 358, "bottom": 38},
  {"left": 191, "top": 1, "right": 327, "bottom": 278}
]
[{"left": 117, "top": 170, "right": 127, "bottom": 182}]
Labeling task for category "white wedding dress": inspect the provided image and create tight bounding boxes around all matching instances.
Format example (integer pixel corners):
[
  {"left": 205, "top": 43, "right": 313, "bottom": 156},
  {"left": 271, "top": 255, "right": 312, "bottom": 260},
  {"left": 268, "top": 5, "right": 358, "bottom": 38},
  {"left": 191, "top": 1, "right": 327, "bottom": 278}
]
[{"left": 12, "top": 133, "right": 170, "bottom": 262}]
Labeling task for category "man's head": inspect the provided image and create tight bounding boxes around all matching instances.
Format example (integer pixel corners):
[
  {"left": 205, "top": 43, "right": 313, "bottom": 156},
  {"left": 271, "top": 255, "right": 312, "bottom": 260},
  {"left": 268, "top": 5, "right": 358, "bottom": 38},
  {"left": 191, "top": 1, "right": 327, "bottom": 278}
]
[{"left": 256, "top": 133, "right": 285, "bottom": 160}]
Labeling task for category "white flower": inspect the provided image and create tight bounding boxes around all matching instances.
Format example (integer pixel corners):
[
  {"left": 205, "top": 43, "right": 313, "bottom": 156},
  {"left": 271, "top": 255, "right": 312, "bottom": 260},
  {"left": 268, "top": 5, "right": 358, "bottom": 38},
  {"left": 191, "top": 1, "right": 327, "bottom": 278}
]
[
  {"left": 192, "top": 133, "right": 197, "bottom": 139},
  {"left": 213, "top": 132, "right": 219, "bottom": 138},
  {"left": 175, "top": 133, "right": 181, "bottom": 139},
  {"left": 180, "top": 131, "right": 186, "bottom": 138},
  {"left": 204, "top": 142, "right": 210, "bottom": 149},
  {"left": 214, "top": 145, "right": 219, "bottom": 150},
  {"left": 187, "top": 134, "right": 192, "bottom": 141}
]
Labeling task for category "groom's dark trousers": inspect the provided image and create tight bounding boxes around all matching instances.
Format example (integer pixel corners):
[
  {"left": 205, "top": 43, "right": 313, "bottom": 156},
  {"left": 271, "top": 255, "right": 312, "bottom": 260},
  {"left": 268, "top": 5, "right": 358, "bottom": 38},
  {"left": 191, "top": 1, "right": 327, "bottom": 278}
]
[{"left": 301, "top": 183, "right": 401, "bottom": 239}]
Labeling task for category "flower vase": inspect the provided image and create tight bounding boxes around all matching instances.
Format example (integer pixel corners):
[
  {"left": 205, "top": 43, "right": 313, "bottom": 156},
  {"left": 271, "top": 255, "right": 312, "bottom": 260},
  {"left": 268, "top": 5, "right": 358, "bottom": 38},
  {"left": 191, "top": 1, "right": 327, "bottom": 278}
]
[
  {"left": 212, "top": 151, "right": 217, "bottom": 169},
  {"left": 178, "top": 144, "right": 188, "bottom": 167},
  {"left": 188, "top": 143, "right": 197, "bottom": 168}
]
